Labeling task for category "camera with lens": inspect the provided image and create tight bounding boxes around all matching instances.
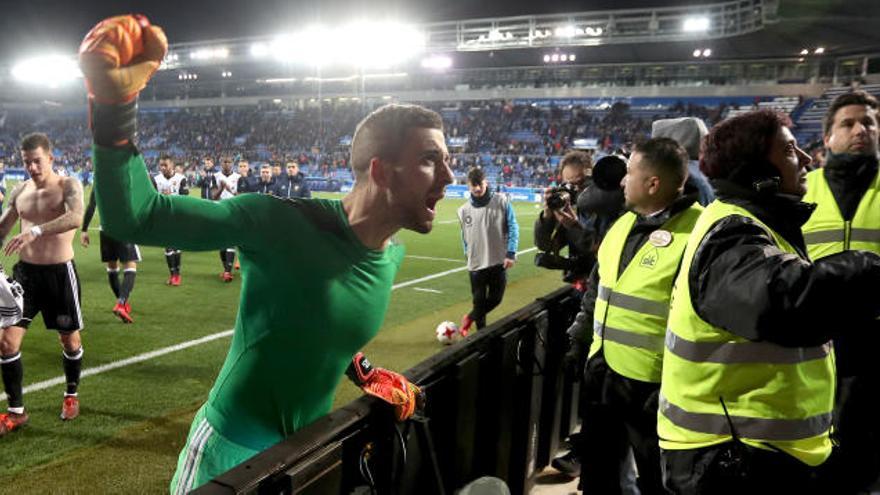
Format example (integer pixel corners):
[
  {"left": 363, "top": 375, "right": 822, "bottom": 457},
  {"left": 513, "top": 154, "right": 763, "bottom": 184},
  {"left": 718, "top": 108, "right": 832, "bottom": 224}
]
[{"left": 546, "top": 182, "right": 579, "bottom": 210}]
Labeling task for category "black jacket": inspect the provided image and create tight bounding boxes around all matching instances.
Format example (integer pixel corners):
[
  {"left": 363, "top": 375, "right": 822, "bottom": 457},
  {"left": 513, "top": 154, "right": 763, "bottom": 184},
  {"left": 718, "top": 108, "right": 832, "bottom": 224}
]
[
  {"left": 688, "top": 180, "right": 880, "bottom": 348},
  {"left": 275, "top": 173, "right": 312, "bottom": 199},
  {"left": 256, "top": 178, "right": 276, "bottom": 195}
]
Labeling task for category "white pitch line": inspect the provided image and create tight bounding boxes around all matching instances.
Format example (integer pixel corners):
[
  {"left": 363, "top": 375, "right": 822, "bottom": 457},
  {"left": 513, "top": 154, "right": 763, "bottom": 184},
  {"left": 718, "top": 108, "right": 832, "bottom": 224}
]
[
  {"left": 413, "top": 288, "right": 444, "bottom": 294},
  {"left": 2, "top": 247, "right": 538, "bottom": 403},
  {"left": 391, "top": 247, "right": 536, "bottom": 290},
  {"left": 0, "top": 330, "right": 233, "bottom": 402},
  {"left": 406, "top": 255, "right": 465, "bottom": 263}
]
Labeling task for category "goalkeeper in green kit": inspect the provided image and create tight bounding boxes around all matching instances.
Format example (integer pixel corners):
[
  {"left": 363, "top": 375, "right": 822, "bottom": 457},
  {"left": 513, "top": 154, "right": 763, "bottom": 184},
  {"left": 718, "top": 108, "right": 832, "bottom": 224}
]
[{"left": 78, "top": 15, "right": 453, "bottom": 493}]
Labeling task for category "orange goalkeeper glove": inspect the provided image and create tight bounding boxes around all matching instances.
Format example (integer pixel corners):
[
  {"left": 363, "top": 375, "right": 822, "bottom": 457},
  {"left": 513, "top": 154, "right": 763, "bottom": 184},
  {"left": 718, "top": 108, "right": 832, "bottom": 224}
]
[
  {"left": 78, "top": 14, "right": 167, "bottom": 146},
  {"left": 346, "top": 352, "right": 425, "bottom": 421}
]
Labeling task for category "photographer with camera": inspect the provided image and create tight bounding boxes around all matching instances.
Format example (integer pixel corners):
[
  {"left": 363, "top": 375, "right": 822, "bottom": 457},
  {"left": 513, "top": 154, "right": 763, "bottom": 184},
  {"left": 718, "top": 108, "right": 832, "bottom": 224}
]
[{"left": 533, "top": 151, "right": 596, "bottom": 286}]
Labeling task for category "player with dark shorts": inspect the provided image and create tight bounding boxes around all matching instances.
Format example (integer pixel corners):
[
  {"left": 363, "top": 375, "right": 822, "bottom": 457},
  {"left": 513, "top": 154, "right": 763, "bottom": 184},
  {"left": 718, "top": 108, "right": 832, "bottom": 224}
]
[
  {"left": 13, "top": 261, "right": 83, "bottom": 335},
  {"left": 0, "top": 132, "right": 85, "bottom": 435},
  {"left": 154, "top": 155, "right": 188, "bottom": 285},
  {"left": 82, "top": 189, "right": 141, "bottom": 323}
]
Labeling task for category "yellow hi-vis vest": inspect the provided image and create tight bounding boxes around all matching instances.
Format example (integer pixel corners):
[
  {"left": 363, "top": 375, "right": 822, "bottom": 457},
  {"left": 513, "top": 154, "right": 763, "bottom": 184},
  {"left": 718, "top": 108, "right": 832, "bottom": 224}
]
[
  {"left": 657, "top": 200, "right": 835, "bottom": 467},
  {"left": 588, "top": 204, "right": 702, "bottom": 383},
  {"left": 802, "top": 168, "right": 880, "bottom": 260}
]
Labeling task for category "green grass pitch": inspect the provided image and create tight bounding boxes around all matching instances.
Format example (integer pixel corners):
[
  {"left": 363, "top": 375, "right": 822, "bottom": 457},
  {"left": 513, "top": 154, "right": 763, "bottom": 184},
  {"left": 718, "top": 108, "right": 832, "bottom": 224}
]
[{"left": 0, "top": 189, "right": 565, "bottom": 493}]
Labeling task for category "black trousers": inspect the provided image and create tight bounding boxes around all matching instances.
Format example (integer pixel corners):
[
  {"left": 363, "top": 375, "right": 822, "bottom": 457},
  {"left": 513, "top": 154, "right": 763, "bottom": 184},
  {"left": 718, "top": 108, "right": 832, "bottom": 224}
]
[
  {"left": 577, "top": 353, "right": 663, "bottom": 494},
  {"left": 832, "top": 374, "right": 880, "bottom": 494},
  {"left": 467, "top": 264, "right": 507, "bottom": 329},
  {"left": 661, "top": 442, "right": 835, "bottom": 495}
]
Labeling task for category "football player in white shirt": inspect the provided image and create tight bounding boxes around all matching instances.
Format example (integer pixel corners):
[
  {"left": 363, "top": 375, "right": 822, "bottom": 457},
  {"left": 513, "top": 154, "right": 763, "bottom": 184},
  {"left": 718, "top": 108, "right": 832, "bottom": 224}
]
[
  {"left": 216, "top": 157, "right": 240, "bottom": 282},
  {"left": 154, "top": 156, "right": 188, "bottom": 286}
]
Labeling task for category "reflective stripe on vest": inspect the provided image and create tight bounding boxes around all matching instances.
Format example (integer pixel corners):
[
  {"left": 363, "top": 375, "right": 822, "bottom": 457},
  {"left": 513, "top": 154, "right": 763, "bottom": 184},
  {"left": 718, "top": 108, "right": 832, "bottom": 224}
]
[
  {"left": 659, "top": 395, "right": 832, "bottom": 442},
  {"left": 802, "top": 229, "right": 844, "bottom": 245},
  {"left": 803, "top": 168, "right": 880, "bottom": 260},
  {"left": 594, "top": 320, "right": 665, "bottom": 353},
  {"left": 598, "top": 285, "right": 669, "bottom": 318},
  {"left": 665, "top": 328, "right": 832, "bottom": 364}
]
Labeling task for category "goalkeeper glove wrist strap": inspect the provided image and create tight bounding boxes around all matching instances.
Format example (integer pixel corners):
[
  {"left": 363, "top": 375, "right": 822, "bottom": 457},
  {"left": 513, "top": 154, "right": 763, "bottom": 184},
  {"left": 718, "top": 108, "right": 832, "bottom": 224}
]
[
  {"left": 91, "top": 98, "right": 138, "bottom": 147},
  {"left": 345, "top": 352, "right": 375, "bottom": 385}
]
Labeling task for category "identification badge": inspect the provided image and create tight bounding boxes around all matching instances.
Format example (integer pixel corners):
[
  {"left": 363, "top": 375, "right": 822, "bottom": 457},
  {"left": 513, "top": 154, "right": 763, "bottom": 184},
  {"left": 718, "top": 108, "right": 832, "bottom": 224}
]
[{"left": 649, "top": 230, "right": 673, "bottom": 247}]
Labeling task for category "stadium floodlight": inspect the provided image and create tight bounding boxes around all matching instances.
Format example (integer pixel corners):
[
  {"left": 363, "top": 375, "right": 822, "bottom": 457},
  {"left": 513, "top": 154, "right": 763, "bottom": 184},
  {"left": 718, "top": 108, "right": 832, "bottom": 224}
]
[
  {"left": 543, "top": 54, "right": 550, "bottom": 63},
  {"left": 551, "top": 53, "right": 559, "bottom": 62},
  {"left": 555, "top": 25, "right": 577, "bottom": 38},
  {"left": 251, "top": 42, "right": 270, "bottom": 58},
  {"left": 585, "top": 26, "right": 603, "bottom": 36},
  {"left": 814, "top": 47, "right": 825, "bottom": 54},
  {"left": 190, "top": 47, "right": 229, "bottom": 60},
  {"left": 800, "top": 48, "right": 809, "bottom": 55},
  {"left": 560, "top": 54, "right": 568, "bottom": 62},
  {"left": 271, "top": 22, "right": 423, "bottom": 69},
  {"left": 682, "top": 16, "right": 710, "bottom": 32},
  {"left": 693, "top": 49, "right": 702, "bottom": 57},
  {"left": 570, "top": 54, "right": 576, "bottom": 62},
  {"left": 702, "top": 49, "right": 712, "bottom": 57},
  {"left": 361, "top": 72, "right": 407, "bottom": 79},
  {"left": 421, "top": 55, "right": 452, "bottom": 70},
  {"left": 352, "top": 22, "right": 425, "bottom": 68},
  {"left": 12, "top": 54, "right": 81, "bottom": 88},
  {"left": 262, "top": 77, "right": 298, "bottom": 83}
]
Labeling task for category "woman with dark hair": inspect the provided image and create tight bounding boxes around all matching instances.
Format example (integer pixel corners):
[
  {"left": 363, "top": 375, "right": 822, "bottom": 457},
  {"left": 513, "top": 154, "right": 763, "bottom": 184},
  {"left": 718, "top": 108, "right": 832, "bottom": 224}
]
[{"left": 657, "top": 110, "right": 880, "bottom": 494}]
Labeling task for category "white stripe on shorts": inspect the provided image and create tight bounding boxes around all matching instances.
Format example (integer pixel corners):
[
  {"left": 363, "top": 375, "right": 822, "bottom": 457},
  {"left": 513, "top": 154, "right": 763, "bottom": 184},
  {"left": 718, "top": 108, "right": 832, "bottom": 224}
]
[
  {"left": 65, "top": 261, "right": 83, "bottom": 330},
  {"left": 177, "top": 418, "right": 214, "bottom": 495}
]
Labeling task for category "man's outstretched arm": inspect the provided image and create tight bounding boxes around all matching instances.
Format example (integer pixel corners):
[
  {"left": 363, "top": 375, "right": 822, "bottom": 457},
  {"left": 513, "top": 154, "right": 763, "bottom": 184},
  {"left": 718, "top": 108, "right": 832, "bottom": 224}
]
[{"left": 81, "top": 15, "right": 268, "bottom": 251}]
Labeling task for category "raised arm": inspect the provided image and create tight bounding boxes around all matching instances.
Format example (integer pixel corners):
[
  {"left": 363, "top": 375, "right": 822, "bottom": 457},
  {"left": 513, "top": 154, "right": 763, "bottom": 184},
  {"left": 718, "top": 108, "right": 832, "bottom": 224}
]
[
  {"left": 79, "top": 16, "right": 270, "bottom": 251},
  {"left": 94, "top": 146, "right": 269, "bottom": 250}
]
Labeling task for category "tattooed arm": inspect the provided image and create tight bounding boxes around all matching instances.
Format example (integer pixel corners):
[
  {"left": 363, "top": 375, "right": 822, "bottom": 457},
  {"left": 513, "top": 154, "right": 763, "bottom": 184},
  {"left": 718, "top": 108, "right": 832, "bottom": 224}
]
[
  {"left": 3, "top": 178, "right": 84, "bottom": 256},
  {"left": 37, "top": 177, "right": 84, "bottom": 235}
]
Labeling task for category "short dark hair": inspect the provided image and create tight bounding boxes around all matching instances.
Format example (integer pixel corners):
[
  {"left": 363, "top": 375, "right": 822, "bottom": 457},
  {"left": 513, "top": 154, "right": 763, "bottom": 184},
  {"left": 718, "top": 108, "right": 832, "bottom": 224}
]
[
  {"left": 159, "top": 154, "right": 174, "bottom": 163},
  {"left": 351, "top": 104, "right": 444, "bottom": 181},
  {"left": 467, "top": 167, "right": 485, "bottom": 185},
  {"left": 559, "top": 150, "right": 592, "bottom": 173},
  {"left": 633, "top": 137, "right": 689, "bottom": 189},
  {"left": 20, "top": 133, "right": 52, "bottom": 153},
  {"left": 701, "top": 110, "right": 792, "bottom": 184},
  {"left": 823, "top": 91, "right": 879, "bottom": 136}
]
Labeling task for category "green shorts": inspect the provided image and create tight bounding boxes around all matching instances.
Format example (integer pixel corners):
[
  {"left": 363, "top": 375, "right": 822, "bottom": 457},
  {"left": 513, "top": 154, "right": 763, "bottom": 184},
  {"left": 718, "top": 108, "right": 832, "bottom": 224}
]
[{"left": 169, "top": 404, "right": 261, "bottom": 494}]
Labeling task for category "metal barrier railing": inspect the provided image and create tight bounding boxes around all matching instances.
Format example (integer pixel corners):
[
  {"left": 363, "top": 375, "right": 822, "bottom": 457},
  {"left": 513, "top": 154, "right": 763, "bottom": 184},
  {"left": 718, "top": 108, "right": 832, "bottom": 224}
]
[{"left": 194, "top": 286, "right": 582, "bottom": 495}]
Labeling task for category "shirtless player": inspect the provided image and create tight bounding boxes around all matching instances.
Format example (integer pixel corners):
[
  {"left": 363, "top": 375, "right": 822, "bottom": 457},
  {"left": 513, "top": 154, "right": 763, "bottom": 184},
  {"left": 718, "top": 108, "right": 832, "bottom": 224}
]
[{"left": 0, "top": 133, "right": 85, "bottom": 435}]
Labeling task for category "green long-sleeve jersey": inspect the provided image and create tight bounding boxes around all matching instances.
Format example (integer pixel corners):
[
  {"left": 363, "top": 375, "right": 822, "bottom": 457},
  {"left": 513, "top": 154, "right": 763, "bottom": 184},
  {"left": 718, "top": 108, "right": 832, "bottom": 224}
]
[{"left": 93, "top": 146, "right": 404, "bottom": 449}]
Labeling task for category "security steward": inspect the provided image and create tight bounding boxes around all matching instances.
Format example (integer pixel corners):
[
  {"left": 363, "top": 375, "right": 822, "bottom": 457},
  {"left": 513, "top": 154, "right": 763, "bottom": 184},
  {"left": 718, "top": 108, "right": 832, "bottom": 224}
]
[
  {"left": 801, "top": 90, "right": 880, "bottom": 493},
  {"left": 658, "top": 109, "right": 880, "bottom": 494},
  {"left": 568, "top": 137, "right": 702, "bottom": 494}
]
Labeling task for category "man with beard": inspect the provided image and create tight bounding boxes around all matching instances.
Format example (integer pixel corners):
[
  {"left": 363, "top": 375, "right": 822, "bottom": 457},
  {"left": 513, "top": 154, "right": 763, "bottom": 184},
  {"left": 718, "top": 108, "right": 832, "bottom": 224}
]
[{"left": 801, "top": 91, "right": 880, "bottom": 493}]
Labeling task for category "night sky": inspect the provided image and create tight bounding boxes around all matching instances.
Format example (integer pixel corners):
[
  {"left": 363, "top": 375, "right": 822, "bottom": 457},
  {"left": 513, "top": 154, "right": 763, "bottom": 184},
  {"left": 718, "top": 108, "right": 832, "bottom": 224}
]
[
  {"left": 0, "top": 0, "right": 711, "bottom": 60},
  {"left": 0, "top": 0, "right": 872, "bottom": 62}
]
